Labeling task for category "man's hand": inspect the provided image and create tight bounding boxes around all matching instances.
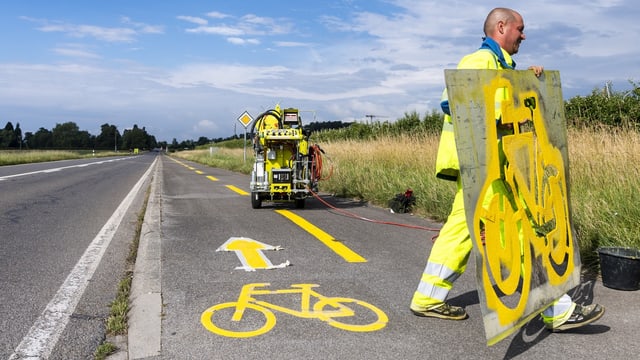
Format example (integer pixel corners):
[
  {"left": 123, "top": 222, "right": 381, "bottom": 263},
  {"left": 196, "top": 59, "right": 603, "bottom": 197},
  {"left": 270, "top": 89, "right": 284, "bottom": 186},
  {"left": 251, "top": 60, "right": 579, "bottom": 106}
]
[{"left": 528, "top": 65, "right": 544, "bottom": 77}]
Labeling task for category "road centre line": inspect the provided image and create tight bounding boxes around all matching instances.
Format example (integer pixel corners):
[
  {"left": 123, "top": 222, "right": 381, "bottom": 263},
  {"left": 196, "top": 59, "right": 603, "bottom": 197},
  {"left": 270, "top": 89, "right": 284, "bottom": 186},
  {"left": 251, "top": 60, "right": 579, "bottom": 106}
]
[
  {"left": 226, "top": 185, "right": 249, "bottom": 195},
  {"left": 170, "top": 157, "right": 247, "bottom": 196},
  {"left": 9, "top": 158, "right": 157, "bottom": 360},
  {"left": 275, "top": 209, "right": 367, "bottom": 263},
  {"left": 171, "top": 157, "right": 365, "bottom": 262}
]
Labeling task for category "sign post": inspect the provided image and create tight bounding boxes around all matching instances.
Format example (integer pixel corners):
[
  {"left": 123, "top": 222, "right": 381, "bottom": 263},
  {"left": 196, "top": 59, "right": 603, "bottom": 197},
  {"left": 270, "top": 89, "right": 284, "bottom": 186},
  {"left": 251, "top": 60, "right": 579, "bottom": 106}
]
[{"left": 237, "top": 111, "right": 254, "bottom": 163}]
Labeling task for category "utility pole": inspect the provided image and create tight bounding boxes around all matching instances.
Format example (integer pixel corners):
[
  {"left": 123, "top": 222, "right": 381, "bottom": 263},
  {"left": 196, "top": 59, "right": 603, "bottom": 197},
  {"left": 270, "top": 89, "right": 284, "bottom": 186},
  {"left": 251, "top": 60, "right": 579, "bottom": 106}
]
[
  {"left": 365, "top": 114, "right": 388, "bottom": 123},
  {"left": 114, "top": 126, "right": 118, "bottom": 152}
]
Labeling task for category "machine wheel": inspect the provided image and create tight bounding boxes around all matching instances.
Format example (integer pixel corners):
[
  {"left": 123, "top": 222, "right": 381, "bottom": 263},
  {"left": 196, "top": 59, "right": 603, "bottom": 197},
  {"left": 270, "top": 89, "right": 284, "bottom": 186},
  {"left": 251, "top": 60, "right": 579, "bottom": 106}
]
[
  {"left": 294, "top": 198, "right": 305, "bottom": 209},
  {"left": 251, "top": 192, "right": 262, "bottom": 209}
]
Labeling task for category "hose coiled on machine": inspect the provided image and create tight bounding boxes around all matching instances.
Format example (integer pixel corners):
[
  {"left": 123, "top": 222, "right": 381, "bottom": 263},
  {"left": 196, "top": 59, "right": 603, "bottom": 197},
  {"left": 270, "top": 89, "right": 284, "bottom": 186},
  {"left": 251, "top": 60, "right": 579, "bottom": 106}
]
[{"left": 310, "top": 144, "right": 333, "bottom": 181}]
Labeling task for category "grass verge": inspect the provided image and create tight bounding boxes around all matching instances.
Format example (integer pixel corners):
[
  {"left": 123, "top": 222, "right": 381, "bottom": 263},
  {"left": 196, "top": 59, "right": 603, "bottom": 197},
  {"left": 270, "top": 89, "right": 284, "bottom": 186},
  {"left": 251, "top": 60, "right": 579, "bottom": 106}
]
[
  {"left": 173, "top": 128, "right": 640, "bottom": 273},
  {"left": 94, "top": 181, "right": 149, "bottom": 360}
]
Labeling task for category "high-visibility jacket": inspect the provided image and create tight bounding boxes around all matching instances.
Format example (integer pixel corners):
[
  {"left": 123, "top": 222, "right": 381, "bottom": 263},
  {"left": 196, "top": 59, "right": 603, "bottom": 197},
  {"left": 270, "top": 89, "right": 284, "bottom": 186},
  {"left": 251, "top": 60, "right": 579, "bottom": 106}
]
[{"left": 435, "top": 40, "right": 515, "bottom": 181}]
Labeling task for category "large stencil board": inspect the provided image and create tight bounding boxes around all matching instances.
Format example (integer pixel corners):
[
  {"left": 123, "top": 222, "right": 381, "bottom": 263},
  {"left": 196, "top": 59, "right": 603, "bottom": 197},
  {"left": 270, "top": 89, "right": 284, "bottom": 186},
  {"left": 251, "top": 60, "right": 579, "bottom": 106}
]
[{"left": 444, "top": 70, "right": 581, "bottom": 345}]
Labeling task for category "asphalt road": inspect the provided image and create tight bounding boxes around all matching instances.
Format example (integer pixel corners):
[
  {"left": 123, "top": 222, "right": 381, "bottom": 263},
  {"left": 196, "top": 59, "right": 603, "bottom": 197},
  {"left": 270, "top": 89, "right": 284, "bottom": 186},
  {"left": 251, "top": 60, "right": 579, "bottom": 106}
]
[
  {"left": 1, "top": 154, "right": 157, "bottom": 359},
  {"left": 123, "top": 155, "right": 639, "bottom": 360},
  {"left": 2, "top": 153, "right": 638, "bottom": 360}
]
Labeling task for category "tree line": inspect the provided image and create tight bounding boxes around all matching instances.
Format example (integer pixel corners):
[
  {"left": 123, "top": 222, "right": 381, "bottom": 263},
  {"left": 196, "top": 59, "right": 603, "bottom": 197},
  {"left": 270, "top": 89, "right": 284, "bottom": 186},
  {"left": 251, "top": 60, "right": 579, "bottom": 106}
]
[
  {"left": 3, "top": 80, "right": 638, "bottom": 150},
  {"left": 0, "top": 121, "right": 159, "bottom": 151},
  {"left": 312, "top": 80, "right": 640, "bottom": 142}
]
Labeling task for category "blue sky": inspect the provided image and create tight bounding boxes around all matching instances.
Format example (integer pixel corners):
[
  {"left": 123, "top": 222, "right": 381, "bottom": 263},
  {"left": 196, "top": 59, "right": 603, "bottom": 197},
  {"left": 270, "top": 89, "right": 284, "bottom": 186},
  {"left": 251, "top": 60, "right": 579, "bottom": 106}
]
[{"left": 1, "top": 0, "right": 638, "bottom": 143}]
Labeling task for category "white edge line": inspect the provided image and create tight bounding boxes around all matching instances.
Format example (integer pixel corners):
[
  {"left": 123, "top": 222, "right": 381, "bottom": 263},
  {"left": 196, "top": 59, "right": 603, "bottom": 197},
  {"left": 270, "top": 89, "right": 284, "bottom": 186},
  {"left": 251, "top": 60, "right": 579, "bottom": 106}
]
[
  {"left": 9, "top": 157, "right": 158, "bottom": 360},
  {"left": 0, "top": 157, "right": 132, "bottom": 181}
]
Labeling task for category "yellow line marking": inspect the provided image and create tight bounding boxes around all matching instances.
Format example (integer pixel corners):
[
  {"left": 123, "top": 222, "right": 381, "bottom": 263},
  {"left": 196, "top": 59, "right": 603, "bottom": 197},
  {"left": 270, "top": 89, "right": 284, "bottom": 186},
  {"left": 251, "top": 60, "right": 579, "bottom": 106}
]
[
  {"left": 195, "top": 170, "right": 204, "bottom": 174},
  {"left": 275, "top": 210, "right": 366, "bottom": 263},
  {"left": 226, "top": 185, "right": 249, "bottom": 196},
  {"left": 207, "top": 175, "right": 219, "bottom": 182}
]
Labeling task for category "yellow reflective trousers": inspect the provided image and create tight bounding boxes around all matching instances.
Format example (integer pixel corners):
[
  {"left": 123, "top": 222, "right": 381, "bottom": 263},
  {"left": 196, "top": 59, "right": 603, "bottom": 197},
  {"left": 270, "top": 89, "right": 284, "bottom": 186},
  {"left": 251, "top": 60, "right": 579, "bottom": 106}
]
[{"left": 412, "top": 180, "right": 470, "bottom": 308}]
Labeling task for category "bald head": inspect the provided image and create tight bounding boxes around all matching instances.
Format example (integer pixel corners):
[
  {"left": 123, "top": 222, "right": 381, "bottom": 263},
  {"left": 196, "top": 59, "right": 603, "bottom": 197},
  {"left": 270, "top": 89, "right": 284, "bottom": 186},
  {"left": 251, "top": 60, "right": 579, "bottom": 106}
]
[
  {"left": 483, "top": 7, "right": 526, "bottom": 55},
  {"left": 484, "top": 8, "right": 518, "bottom": 36}
]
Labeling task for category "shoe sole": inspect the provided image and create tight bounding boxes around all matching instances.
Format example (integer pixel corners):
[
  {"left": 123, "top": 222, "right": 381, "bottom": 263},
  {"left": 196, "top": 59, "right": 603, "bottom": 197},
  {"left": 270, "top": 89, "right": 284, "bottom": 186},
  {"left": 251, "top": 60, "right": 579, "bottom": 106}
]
[
  {"left": 549, "top": 306, "right": 605, "bottom": 332},
  {"left": 410, "top": 308, "right": 468, "bottom": 320}
]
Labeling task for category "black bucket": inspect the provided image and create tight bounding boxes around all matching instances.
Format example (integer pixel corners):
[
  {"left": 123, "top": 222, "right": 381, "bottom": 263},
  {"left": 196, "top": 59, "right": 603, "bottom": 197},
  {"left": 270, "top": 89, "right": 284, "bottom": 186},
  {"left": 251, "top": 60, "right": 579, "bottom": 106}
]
[{"left": 597, "top": 247, "right": 640, "bottom": 291}]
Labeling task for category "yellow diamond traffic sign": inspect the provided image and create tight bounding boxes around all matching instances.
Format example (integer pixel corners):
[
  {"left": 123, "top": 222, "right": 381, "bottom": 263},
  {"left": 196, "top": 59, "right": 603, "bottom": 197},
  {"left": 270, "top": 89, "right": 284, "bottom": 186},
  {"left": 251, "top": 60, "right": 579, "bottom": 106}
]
[{"left": 237, "top": 111, "right": 253, "bottom": 128}]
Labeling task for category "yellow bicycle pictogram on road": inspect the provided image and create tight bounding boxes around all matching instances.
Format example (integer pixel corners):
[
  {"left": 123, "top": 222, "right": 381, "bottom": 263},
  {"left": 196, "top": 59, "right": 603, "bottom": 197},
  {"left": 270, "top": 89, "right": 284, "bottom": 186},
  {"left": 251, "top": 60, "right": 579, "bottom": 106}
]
[{"left": 200, "top": 283, "right": 388, "bottom": 338}]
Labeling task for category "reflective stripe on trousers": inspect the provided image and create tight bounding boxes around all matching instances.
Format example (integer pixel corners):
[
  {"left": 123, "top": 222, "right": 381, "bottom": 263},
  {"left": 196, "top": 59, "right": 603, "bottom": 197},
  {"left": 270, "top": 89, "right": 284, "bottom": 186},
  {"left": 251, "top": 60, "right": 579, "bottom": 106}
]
[{"left": 412, "top": 181, "right": 472, "bottom": 308}]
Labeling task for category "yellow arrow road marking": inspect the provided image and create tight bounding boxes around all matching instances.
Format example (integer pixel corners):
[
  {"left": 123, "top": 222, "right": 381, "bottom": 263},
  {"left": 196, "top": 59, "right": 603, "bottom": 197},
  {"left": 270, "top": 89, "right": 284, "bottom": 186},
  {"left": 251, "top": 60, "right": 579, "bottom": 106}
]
[
  {"left": 275, "top": 210, "right": 366, "bottom": 263},
  {"left": 217, "top": 237, "right": 289, "bottom": 271}
]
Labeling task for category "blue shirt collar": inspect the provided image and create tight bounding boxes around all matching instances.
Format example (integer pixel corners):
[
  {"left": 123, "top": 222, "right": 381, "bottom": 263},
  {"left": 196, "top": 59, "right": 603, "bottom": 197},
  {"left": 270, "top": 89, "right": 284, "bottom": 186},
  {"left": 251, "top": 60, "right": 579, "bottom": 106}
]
[{"left": 479, "top": 37, "right": 516, "bottom": 69}]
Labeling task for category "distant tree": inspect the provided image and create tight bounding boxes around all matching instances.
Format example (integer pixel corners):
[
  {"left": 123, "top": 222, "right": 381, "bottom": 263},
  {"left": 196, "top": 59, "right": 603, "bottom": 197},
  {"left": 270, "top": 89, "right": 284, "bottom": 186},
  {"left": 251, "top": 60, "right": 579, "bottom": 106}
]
[
  {"left": 30, "top": 128, "right": 53, "bottom": 149},
  {"left": 197, "top": 136, "right": 210, "bottom": 146},
  {"left": 1, "top": 121, "right": 23, "bottom": 148},
  {"left": 304, "top": 121, "right": 352, "bottom": 133},
  {"left": 148, "top": 135, "right": 158, "bottom": 149},
  {"left": 15, "top": 123, "right": 23, "bottom": 149},
  {"left": 170, "top": 138, "right": 179, "bottom": 151},
  {"left": 23, "top": 131, "right": 34, "bottom": 149},
  {"left": 95, "top": 123, "right": 119, "bottom": 150},
  {"left": 393, "top": 111, "right": 421, "bottom": 133},
  {"left": 122, "top": 124, "right": 154, "bottom": 150},
  {"left": 422, "top": 109, "right": 444, "bottom": 134},
  {"left": 565, "top": 80, "right": 640, "bottom": 128},
  {"left": 51, "top": 122, "right": 92, "bottom": 149}
]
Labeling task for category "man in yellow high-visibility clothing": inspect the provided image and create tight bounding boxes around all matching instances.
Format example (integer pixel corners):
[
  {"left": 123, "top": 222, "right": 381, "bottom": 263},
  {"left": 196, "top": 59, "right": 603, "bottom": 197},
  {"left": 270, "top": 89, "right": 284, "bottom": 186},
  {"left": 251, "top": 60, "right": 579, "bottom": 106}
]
[{"left": 410, "top": 7, "right": 604, "bottom": 332}]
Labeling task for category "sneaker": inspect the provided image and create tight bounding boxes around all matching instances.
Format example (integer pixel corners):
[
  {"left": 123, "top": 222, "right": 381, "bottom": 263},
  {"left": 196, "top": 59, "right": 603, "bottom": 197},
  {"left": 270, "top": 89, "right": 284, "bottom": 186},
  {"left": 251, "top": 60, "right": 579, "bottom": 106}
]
[
  {"left": 548, "top": 303, "right": 605, "bottom": 332},
  {"left": 410, "top": 303, "right": 468, "bottom": 320}
]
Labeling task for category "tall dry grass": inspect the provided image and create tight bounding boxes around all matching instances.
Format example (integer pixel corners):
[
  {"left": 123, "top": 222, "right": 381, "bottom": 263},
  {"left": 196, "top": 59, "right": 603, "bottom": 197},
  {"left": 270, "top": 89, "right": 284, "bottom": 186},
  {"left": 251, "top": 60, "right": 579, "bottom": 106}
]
[
  {"left": 318, "top": 129, "right": 640, "bottom": 266},
  {"left": 319, "top": 135, "right": 455, "bottom": 220},
  {"left": 174, "top": 128, "right": 640, "bottom": 265},
  {"left": 567, "top": 128, "right": 640, "bottom": 264}
]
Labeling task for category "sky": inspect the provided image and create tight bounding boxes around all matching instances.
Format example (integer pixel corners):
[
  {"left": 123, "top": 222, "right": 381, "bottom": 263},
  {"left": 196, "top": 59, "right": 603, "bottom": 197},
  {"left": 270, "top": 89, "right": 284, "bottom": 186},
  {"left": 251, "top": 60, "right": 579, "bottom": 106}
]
[{"left": 1, "top": 0, "right": 638, "bottom": 143}]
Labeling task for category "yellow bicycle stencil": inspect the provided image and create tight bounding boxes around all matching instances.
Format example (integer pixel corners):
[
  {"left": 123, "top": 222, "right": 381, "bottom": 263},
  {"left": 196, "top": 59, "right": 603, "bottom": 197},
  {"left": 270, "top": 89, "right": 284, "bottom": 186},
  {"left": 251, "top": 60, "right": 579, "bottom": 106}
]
[
  {"left": 444, "top": 69, "right": 581, "bottom": 345},
  {"left": 200, "top": 283, "right": 388, "bottom": 338}
]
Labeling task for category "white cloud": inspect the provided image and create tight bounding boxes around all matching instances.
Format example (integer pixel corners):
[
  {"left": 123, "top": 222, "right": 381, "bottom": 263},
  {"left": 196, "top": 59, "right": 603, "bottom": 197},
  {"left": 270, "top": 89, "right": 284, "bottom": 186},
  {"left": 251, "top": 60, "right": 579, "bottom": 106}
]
[
  {"left": 157, "top": 63, "right": 289, "bottom": 89},
  {"left": 206, "top": 11, "right": 232, "bottom": 19},
  {"left": 186, "top": 25, "right": 244, "bottom": 36},
  {"left": 6, "top": 1, "right": 639, "bottom": 143},
  {"left": 22, "top": 16, "right": 163, "bottom": 42},
  {"left": 227, "top": 37, "right": 260, "bottom": 45},
  {"left": 120, "top": 16, "right": 164, "bottom": 34},
  {"left": 193, "top": 119, "right": 219, "bottom": 134},
  {"left": 53, "top": 46, "right": 100, "bottom": 59},
  {"left": 177, "top": 15, "right": 208, "bottom": 26},
  {"left": 274, "top": 41, "right": 311, "bottom": 47}
]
